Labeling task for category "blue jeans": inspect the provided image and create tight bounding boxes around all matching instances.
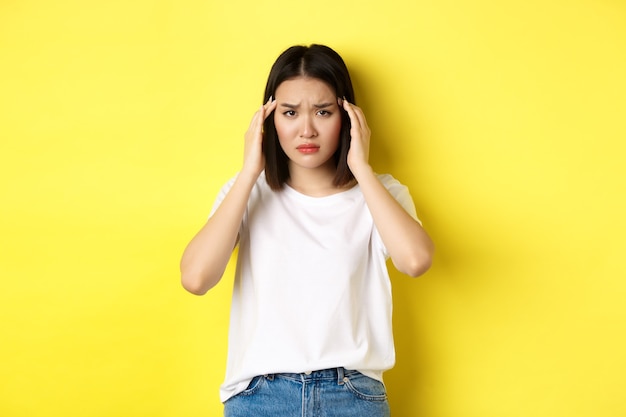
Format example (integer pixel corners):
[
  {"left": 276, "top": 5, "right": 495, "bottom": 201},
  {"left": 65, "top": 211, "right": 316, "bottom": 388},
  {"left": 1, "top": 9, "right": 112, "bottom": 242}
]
[{"left": 223, "top": 367, "right": 390, "bottom": 417}]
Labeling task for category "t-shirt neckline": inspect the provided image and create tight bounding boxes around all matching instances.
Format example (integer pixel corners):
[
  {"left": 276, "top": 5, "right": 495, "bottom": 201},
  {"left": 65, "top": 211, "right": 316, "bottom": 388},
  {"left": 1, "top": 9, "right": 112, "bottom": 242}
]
[{"left": 282, "top": 182, "right": 361, "bottom": 203}]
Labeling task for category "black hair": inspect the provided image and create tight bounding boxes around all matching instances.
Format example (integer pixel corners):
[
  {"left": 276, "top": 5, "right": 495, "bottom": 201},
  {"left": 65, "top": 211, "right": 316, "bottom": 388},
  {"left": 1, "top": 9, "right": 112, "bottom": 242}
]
[{"left": 262, "top": 44, "right": 356, "bottom": 190}]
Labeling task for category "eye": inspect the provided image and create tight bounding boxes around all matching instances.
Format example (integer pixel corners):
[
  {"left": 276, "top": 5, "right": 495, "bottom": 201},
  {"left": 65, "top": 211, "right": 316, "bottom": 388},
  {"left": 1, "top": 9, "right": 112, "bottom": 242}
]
[
  {"left": 283, "top": 110, "right": 296, "bottom": 117},
  {"left": 317, "top": 110, "right": 332, "bottom": 117}
]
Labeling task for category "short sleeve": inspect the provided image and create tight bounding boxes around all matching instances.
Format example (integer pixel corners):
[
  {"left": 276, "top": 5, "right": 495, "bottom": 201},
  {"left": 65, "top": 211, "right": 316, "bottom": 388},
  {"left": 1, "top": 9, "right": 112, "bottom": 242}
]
[
  {"left": 373, "top": 174, "right": 421, "bottom": 259},
  {"left": 376, "top": 174, "right": 421, "bottom": 225},
  {"left": 209, "top": 174, "right": 239, "bottom": 218}
]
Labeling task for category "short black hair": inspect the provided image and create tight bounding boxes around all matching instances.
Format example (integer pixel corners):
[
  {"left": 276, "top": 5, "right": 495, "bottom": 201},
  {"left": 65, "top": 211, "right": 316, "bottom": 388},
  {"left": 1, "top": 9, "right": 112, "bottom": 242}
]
[{"left": 262, "top": 44, "right": 356, "bottom": 190}]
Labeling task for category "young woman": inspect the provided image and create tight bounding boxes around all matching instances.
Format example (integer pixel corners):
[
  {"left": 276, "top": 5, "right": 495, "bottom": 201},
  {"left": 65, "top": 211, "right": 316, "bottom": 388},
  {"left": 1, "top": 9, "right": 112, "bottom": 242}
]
[{"left": 181, "top": 44, "right": 434, "bottom": 417}]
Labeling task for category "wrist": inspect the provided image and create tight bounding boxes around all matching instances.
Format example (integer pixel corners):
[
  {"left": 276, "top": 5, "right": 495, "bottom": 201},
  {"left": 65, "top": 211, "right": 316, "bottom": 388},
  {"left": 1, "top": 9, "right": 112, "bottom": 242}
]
[
  {"left": 350, "top": 162, "right": 374, "bottom": 180},
  {"left": 237, "top": 167, "right": 262, "bottom": 185}
]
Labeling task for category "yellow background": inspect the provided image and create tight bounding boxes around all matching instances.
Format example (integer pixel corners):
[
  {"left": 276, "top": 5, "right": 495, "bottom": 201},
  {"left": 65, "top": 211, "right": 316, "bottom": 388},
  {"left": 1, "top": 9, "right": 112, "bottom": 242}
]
[{"left": 1, "top": 0, "right": 625, "bottom": 416}]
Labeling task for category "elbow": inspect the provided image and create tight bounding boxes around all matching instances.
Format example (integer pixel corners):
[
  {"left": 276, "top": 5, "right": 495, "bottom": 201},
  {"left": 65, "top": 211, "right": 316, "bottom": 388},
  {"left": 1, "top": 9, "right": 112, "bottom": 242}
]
[
  {"left": 180, "top": 268, "right": 217, "bottom": 296},
  {"left": 395, "top": 246, "right": 434, "bottom": 278},
  {"left": 180, "top": 254, "right": 227, "bottom": 295},
  {"left": 399, "top": 256, "right": 432, "bottom": 278},
  {"left": 182, "top": 281, "right": 209, "bottom": 296},
  {"left": 181, "top": 274, "right": 209, "bottom": 295}
]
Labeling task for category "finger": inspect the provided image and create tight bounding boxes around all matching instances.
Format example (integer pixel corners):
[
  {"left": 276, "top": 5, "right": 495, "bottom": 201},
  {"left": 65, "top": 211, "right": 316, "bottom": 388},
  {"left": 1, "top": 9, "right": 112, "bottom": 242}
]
[
  {"left": 352, "top": 106, "right": 368, "bottom": 131},
  {"left": 341, "top": 98, "right": 355, "bottom": 123},
  {"left": 350, "top": 103, "right": 370, "bottom": 133},
  {"left": 248, "top": 105, "right": 264, "bottom": 131},
  {"left": 342, "top": 99, "right": 365, "bottom": 130},
  {"left": 262, "top": 98, "right": 278, "bottom": 121},
  {"left": 262, "top": 95, "right": 273, "bottom": 110},
  {"left": 263, "top": 95, "right": 276, "bottom": 110}
]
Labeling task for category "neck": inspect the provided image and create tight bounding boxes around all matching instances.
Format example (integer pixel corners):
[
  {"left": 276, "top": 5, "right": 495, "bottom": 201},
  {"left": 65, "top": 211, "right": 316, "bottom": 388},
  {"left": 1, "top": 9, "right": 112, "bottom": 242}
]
[{"left": 287, "top": 163, "right": 350, "bottom": 197}]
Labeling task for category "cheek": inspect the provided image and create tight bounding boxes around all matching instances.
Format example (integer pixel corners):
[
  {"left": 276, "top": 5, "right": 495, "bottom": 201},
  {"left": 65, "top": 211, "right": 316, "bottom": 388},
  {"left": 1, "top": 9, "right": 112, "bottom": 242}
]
[
  {"left": 328, "top": 118, "right": 342, "bottom": 142},
  {"left": 274, "top": 121, "right": 293, "bottom": 153},
  {"left": 273, "top": 117, "right": 291, "bottom": 141}
]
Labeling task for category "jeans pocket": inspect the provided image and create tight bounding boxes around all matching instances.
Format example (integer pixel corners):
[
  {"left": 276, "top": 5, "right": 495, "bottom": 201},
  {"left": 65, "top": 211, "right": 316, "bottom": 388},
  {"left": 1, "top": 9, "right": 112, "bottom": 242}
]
[
  {"left": 343, "top": 372, "right": 388, "bottom": 402},
  {"left": 238, "top": 375, "right": 266, "bottom": 397}
]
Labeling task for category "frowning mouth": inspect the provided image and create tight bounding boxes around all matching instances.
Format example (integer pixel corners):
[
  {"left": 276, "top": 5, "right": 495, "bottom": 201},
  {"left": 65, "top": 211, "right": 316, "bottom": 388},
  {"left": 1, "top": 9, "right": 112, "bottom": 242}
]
[{"left": 296, "top": 144, "right": 320, "bottom": 154}]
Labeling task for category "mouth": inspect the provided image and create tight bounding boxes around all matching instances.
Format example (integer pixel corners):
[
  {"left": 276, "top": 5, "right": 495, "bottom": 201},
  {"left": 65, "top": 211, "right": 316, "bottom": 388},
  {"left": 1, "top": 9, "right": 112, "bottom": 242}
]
[{"left": 296, "top": 144, "right": 320, "bottom": 154}]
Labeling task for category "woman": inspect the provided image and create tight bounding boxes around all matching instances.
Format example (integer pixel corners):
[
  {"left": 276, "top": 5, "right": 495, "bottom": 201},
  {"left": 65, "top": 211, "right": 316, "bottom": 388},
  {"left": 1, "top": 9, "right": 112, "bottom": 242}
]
[{"left": 181, "top": 44, "right": 434, "bottom": 417}]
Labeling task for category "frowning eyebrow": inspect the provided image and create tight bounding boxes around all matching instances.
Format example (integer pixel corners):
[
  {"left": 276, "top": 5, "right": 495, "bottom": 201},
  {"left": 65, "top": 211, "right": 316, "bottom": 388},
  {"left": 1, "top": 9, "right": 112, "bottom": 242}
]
[{"left": 279, "top": 102, "right": 335, "bottom": 109}]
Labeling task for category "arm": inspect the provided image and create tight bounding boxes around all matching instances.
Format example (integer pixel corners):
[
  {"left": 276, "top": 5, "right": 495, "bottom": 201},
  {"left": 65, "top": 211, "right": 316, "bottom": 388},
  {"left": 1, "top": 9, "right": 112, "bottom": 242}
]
[
  {"left": 342, "top": 99, "right": 434, "bottom": 277},
  {"left": 180, "top": 98, "right": 277, "bottom": 295}
]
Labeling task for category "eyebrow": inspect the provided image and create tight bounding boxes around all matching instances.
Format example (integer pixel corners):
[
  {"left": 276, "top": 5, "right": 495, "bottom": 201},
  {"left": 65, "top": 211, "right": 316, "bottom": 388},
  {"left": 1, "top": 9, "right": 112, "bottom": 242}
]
[{"left": 279, "top": 102, "right": 335, "bottom": 109}]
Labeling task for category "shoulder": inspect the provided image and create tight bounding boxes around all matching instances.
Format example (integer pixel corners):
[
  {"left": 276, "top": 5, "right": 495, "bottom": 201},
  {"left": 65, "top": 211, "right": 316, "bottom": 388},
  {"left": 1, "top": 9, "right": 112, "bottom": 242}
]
[
  {"left": 218, "top": 171, "right": 271, "bottom": 194},
  {"left": 211, "top": 172, "right": 273, "bottom": 216}
]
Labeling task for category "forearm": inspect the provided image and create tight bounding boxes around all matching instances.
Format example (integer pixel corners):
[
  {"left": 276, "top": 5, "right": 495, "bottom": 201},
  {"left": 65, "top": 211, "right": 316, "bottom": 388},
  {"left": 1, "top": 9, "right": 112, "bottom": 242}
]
[
  {"left": 353, "top": 165, "right": 434, "bottom": 277},
  {"left": 180, "top": 171, "right": 258, "bottom": 295}
]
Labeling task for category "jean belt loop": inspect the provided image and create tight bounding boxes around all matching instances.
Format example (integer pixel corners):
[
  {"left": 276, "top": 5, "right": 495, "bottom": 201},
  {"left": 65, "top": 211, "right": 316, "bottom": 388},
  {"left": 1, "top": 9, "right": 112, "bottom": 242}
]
[{"left": 337, "top": 367, "right": 345, "bottom": 385}]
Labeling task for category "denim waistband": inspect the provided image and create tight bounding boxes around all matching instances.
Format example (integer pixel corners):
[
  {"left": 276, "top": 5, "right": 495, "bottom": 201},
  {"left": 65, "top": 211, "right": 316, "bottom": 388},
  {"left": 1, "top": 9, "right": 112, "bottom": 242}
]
[{"left": 266, "top": 367, "right": 354, "bottom": 384}]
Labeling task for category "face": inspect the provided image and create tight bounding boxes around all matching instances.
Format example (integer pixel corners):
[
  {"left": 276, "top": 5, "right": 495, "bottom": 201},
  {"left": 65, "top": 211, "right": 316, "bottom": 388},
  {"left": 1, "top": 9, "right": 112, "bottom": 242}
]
[{"left": 273, "top": 77, "right": 342, "bottom": 175}]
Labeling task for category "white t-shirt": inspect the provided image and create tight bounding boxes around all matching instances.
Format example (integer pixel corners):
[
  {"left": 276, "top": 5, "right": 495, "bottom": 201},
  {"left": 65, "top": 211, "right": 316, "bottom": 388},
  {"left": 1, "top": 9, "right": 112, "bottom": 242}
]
[{"left": 212, "top": 172, "right": 419, "bottom": 403}]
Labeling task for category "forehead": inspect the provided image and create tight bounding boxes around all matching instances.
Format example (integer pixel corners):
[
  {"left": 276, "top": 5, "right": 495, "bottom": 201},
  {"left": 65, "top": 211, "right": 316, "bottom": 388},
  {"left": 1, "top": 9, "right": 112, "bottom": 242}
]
[{"left": 275, "top": 77, "right": 336, "bottom": 99}]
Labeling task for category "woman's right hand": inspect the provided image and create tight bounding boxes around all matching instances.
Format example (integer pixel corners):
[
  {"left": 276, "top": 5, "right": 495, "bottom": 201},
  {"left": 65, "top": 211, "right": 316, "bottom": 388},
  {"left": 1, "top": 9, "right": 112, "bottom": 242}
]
[
  {"left": 181, "top": 97, "right": 277, "bottom": 295},
  {"left": 242, "top": 97, "right": 277, "bottom": 177}
]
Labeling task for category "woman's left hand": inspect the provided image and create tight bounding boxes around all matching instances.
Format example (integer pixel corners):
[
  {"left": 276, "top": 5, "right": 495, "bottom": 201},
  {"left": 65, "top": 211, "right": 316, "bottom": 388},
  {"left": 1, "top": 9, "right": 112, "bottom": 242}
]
[
  {"left": 341, "top": 99, "right": 434, "bottom": 277},
  {"left": 341, "top": 98, "right": 371, "bottom": 175}
]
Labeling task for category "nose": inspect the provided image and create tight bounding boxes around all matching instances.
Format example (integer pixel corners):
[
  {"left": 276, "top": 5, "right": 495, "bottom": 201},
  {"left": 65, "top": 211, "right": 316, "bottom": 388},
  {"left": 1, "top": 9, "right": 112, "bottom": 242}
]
[{"left": 299, "top": 115, "right": 317, "bottom": 138}]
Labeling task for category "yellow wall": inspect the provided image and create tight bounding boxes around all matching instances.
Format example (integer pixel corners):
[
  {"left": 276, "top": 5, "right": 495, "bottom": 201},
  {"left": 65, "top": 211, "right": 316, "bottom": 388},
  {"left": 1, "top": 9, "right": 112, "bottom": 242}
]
[{"left": 1, "top": 1, "right": 625, "bottom": 416}]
